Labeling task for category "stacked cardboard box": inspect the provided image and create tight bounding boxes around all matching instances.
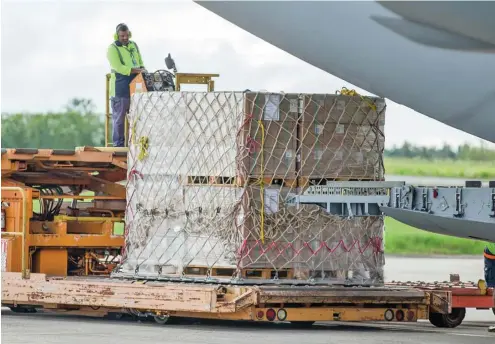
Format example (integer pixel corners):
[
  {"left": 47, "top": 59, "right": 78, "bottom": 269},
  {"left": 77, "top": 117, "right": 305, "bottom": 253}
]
[
  {"left": 297, "top": 94, "right": 386, "bottom": 180},
  {"left": 238, "top": 93, "right": 299, "bottom": 180},
  {"left": 123, "top": 90, "right": 386, "bottom": 284}
]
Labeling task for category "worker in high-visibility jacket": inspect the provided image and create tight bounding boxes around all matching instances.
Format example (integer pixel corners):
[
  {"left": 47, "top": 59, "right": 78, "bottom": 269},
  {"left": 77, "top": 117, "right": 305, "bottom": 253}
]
[{"left": 107, "top": 23, "right": 145, "bottom": 147}]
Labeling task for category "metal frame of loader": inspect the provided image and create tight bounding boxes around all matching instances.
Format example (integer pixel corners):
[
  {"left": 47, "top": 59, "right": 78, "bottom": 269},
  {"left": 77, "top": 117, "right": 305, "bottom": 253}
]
[{"left": 0, "top": 147, "right": 126, "bottom": 278}]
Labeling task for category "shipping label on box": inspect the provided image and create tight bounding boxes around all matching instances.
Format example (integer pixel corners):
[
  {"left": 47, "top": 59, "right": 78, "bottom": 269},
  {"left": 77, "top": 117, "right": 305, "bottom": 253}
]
[
  {"left": 315, "top": 123, "right": 324, "bottom": 136},
  {"left": 264, "top": 188, "right": 280, "bottom": 214},
  {"left": 264, "top": 94, "right": 280, "bottom": 121},
  {"left": 289, "top": 99, "right": 298, "bottom": 113},
  {"left": 244, "top": 92, "right": 299, "bottom": 122}
]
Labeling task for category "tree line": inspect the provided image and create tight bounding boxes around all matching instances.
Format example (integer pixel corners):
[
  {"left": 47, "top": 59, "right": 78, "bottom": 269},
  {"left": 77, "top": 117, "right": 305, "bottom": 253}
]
[
  {"left": 2, "top": 99, "right": 105, "bottom": 149},
  {"left": 2, "top": 98, "right": 495, "bottom": 162},
  {"left": 385, "top": 142, "right": 495, "bottom": 162}
]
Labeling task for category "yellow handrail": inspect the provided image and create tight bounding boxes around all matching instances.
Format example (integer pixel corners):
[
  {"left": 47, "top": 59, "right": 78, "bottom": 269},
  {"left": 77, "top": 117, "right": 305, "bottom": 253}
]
[{"left": 1, "top": 187, "right": 28, "bottom": 279}]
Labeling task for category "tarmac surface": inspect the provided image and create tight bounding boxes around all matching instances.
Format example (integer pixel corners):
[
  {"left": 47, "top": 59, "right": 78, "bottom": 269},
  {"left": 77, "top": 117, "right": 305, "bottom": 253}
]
[{"left": 2, "top": 256, "right": 495, "bottom": 343}]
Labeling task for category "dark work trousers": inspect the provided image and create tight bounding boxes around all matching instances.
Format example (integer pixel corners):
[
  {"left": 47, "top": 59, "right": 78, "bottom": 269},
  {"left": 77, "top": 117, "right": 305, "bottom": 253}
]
[
  {"left": 484, "top": 247, "right": 495, "bottom": 288},
  {"left": 111, "top": 96, "right": 130, "bottom": 147}
]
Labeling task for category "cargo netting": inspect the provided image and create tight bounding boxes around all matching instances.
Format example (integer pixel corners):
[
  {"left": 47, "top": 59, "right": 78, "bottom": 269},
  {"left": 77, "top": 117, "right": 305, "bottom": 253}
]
[
  {"left": 116, "top": 91, "right": 387, "bottom": 285},
  {"left": 1, "top": 239, "right": 9, "bottom": 272}
]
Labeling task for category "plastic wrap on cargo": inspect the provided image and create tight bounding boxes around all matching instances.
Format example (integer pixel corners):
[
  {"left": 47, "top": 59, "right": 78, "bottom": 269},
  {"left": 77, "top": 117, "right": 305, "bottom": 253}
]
[{"left": 118, "top": 91, "right": 386, "bottom": 285}]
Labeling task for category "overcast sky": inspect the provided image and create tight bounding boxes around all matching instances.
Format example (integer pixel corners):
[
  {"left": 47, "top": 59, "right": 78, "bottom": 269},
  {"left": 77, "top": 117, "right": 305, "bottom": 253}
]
[{"left": 1, "top": 0, "right": 493, "bottom": 149}]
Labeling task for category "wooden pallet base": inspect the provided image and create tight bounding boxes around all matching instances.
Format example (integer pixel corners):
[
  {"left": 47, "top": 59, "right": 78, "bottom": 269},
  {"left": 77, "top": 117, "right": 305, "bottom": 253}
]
[
  {"left": 180, "top": 266, "right": 374, "bottom": 281},
  {"left": 181, "top": 176, "right": 241, "bottom": 186},
  {"left": 243, "top": 177, "right": 297, "bottom": 188},
  {"left": 180, "top": 175, "right": 384, "bottom": 188},
  {"left": 184, "top": 266, "right": 296, "bottom": 280}
]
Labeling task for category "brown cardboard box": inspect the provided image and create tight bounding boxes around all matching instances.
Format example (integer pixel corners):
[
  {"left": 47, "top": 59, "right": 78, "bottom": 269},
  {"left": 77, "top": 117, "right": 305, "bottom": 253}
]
[
  {"left": 299, "top": 122, "right": 385, "bottom": 153},
  {"left": 237, "top": 188, "right": 385, "bottom": 273},
  {"left": 237, "top": 93, "right": 299, "bottom": 179},
  {"left": 298, "top": 145, "right": 384, "bottom": 179},
  {"left": 293, "top": 215, "right": 384, "bottom": 275},
  {"left": 297, "top": 113, "right": 385, "bottom": 179},
  {"left": 238, "top": 185, "right": 298, "bottom": 268},
  {"left": 243, "top": 120, "right": 297, "bottom": 150},
  {"left": 239, "top": 147, "right": 297, "bottom": 179},
  {"left": 302, "top": 94, "right": 386, "bottom": 126}
]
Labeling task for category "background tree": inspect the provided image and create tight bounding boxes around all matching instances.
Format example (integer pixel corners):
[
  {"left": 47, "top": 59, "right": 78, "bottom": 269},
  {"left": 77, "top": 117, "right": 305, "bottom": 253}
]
[{"left": 1, "top": 98, "right": 105, "bottom": 149}]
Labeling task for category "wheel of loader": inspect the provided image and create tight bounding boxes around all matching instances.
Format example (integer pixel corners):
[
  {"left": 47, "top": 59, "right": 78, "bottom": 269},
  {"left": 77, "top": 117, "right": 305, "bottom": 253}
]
[
  {"left": 428, "top": 312, "right": 446, "bottom": 328},
  {"left": 429, "top": 308, "right": 466, "bottom": 328},
  {"left": 9, "top": 306, "right": 37, "bottom": 314},
  {"left": 153, "top": 315, "right": 171, "bottom": 325},
  {"left": 290, "top": 321, "right": 315, "bottom": 328}
]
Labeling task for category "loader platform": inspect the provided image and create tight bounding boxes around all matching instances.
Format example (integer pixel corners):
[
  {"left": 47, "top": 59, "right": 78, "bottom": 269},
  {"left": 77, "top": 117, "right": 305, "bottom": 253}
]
[{"left": 2, "top": 272, "right": 448, "bottom": 325}]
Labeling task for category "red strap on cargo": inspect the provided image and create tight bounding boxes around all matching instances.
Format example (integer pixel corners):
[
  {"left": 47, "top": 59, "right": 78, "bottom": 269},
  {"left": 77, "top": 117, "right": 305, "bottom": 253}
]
[{"left": 129, "top": 169, "right": 143, "bottom": 180}]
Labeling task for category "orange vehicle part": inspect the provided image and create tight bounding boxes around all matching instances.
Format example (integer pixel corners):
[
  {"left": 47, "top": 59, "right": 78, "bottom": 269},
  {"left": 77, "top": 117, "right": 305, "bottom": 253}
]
[
  {"left": 387, "top": 279, "right": 494, "bottom": 310},
  {"left": 1, "top": 147, "right": 126, "bottom": 278}
]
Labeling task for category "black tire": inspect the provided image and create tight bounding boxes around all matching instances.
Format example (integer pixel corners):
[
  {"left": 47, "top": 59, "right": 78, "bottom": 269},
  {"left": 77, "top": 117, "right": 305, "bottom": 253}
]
[
  {"left": 153, "top": 315, "right": 172, "bottom": 325},
  {"left": 428, "top": 312, "right": 446, "bottom": 328},
  {"left": 429, "top": 308, "right": 466, "bottom": 328},
  {"left": 443, "top": 308, "right": 466, "bottom": 328},
  {"left": 290, "top": 321, "right": 315, "bottom": 328},
  {"left": 9, "top": 306, "right": 37, "bottom": 314}
]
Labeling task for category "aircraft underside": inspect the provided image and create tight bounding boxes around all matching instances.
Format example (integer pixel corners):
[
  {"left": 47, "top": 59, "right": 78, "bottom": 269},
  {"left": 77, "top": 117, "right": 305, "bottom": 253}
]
[
  {"left": 197, "top": 1, "right": 495, "bottom": 144},
  {"left": 197, "top": 1, "right": 495, "bottom": 243}
]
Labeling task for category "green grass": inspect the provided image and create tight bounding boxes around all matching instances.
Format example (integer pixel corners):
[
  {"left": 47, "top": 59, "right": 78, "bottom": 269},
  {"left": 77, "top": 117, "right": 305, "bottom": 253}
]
[
  {"left": 384, "top": 157, "right": 495, "bottom": 179},
  {"left": 384, "top": 217, "right": 488, "bottom": 255}
]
